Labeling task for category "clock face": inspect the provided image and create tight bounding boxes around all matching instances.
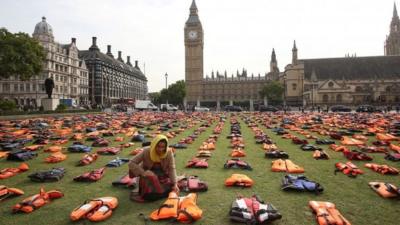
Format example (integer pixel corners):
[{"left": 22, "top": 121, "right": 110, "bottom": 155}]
[{"left": 188, "top": 30, "right": 198, "bottom": 40}]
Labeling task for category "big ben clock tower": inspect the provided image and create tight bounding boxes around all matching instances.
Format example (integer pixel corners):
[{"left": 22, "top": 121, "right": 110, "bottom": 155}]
[{"left": 185, "top": 0, "right": 203, "bottom": 106}]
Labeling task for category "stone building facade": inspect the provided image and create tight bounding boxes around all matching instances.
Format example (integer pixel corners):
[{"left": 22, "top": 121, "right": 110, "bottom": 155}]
[
  {"left": 0, "top": 17, "right": 89, "bottom": 107},
  {"left": 282, "top": 4, "right": 400, "bottom": 107},
  {"left": 79, "top": 37, "right": 147, "bottom": 106},
  {"left": 184, "top": 0, "right": 277, "bottom": 110}
]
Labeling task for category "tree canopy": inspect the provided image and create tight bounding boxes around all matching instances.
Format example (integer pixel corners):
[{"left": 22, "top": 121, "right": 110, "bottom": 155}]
[
  {"left": 152, "top": 80, "right": 186, "bottom": 106},
  {"left": 259, "top": 81, "right": 284, "bottom": 105},
  {"left": 0, "top": 28, "right": 45, "bottom": 80}
]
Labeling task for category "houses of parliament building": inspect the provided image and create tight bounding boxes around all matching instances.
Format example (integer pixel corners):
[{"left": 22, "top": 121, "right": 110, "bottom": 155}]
[{"left": 184, "top": 0, "right": 400, "bottom": 108}]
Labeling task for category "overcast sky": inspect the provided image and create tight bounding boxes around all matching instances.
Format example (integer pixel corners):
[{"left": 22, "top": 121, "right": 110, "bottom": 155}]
[{"left": 0, "top": 0, "right": 396, "bottom": 92}]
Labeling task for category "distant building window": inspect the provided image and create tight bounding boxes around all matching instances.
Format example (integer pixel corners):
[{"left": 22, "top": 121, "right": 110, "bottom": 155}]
[
  {"left": 19, "top": 84, "right": 24, "bottom": 92},
  {"left": 292, "top": 83, "right": 297, "bottom": 90},
  {"left": 328, "top": 82, "right": 334, "bottom": 88},
  {"left": 386, "top": 86, "right": 391, "bottom": 92},
  {"left": 336, "top": 94, "right": 342, "bottom": 102},
  {"left": 323, "top": 94, "right": 329, "bottom": 102},
  {"left": 355, "top": 86, "right": 362, "bottom": 92}
]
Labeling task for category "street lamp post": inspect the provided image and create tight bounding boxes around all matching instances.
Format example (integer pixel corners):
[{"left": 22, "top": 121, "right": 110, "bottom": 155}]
[{"left": 165, "top": 73, "right": 168, "bottom": 104}]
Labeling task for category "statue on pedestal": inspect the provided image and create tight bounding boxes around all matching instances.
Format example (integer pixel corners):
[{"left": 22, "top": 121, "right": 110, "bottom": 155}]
[{"left": 44, "top": 78, "right": 55, "bottom": 99}]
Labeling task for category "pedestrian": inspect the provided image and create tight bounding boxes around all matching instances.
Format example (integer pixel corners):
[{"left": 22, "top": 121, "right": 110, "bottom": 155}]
[
  {"left": 317, "top": 106, "right": 321, "bottom": 113},
  {"left": 128, "top": 135, "right": 179, "bottom": 202}
]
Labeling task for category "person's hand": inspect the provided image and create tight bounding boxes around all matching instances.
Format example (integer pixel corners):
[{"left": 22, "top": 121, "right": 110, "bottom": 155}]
[
  {"left": 172, "top": 183, "right": 180, "bottom": 193},
  {"left": 142, "top": 170, "right": 155, "bottom": 177}
]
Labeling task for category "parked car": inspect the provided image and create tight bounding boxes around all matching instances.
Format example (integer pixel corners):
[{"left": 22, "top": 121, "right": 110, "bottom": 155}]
[
  {"left": 224, "top": 105, "right": 242, "bottom": 112},
  {"left": 194, "top": 106, "right": 210, "bottom": 112},
  {"left": 356, "top": 105, "right": 377, "bottom": 113},
  {"left": 331, "top": 105, "right": 352, "bottom": 112},
  {"left": 160, "top": 104, "right": 178, "bottom": 111},
  {"left": 259, "top": 105, "right": 279, "bottom": 112}
]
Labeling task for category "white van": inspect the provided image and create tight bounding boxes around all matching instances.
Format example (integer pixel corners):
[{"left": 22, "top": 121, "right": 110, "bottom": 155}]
[
  {"left": 160, "top": 104, "right": 178, "bottom": 111},
  {"left": 135, "top": 100, "right": 158, "bottom": 111}
]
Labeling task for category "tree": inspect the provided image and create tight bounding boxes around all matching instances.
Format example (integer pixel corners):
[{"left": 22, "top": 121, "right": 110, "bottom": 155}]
[
  {"left": 259, "top": 81, "right": 284, "bottom": 105},
  {"left": 166, "top": 80, "right": 186, "bottom": 106},
  {"left": 158, "top": 80, "right": 186, "bottom": 106},
  {"left": 0, "top": 28, "right": 46, "bottom": 80},
  {"left": 148, "top": 92, "right": 161, "bottom": 105}
]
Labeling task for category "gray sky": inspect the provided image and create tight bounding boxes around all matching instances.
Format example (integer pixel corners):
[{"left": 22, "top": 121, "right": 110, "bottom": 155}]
[{"left": 0, "top": 0, "right": 396, "bottom": 92}]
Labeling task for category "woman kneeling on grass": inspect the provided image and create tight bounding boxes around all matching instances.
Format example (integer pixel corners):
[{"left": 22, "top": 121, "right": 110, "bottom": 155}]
[{"left": 128, "top": 134, "right": 179, "bottom": 202}]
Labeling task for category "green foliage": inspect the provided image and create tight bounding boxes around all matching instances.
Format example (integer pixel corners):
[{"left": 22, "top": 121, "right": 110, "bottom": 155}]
[
  {"left": 259, "top": 81, "right": 284, "bottom": 105},
  {"left": 55, "top": 103, "right": 67, "bottom": 111},
  {"left": 0, "top": 28, "right": 46, "bottom": 80},
  {"left": 0, "top": 99, "right": 17, "bottom": 111},
  {"left": 158, "top": 80, "right": 186, "bottom": 106},
  {"left": 148, "top": 92, "right": 161, "bottom": 105}
]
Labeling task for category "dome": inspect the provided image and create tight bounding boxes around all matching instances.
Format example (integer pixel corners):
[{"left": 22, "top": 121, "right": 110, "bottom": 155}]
[{"left": 33, "top": 16, "right": 53, "bottom": 37}]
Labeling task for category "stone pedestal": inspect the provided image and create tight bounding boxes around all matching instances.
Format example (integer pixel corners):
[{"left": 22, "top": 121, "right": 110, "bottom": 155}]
[
  {"left": 196, "top": 99, "right": 200, "bottom": 107},
  {"left": 229, "top": 100, "right": 233, "bottom": 105},
  {"left": 216, "top": 100, "right": 221, "bottom": 111},
  {"left": 249, "top": 99, "right": 254, "bottom": 111},
  {"left": 41, "top": 98, "right": 59, "bottom": 111}
]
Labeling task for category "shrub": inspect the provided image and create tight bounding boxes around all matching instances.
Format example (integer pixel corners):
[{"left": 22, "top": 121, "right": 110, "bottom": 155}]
[
  {"left": 0, "top": 99, "right": 17, "bottom": 111},
  {"left": 56, "top": 104, "right": 67, "bottom": 111}
]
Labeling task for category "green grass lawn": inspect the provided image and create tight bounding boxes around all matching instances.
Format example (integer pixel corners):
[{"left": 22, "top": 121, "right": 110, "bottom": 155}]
[{"left": 0, "top": 112, "right": 399, "bottom": 225}]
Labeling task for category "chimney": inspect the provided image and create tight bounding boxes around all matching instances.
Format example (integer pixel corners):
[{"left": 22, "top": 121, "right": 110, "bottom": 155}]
[
  {"left": 89, "top": 36, "right": 99, "bottom": 51},
  {"left": 117, "top": 51, "right": 124, "bottom": 62},
  {"left": 126, "top": 56, "right": 132, "bottom": 66},
  {"left": 71, "top": 38, "right": 76, "bottom": 44},
  {"left": 135, "top": 60, "right": 139, "bottom": 69},
  {"left": 106, "top": 45, "right": 114, "bottom": 58}
]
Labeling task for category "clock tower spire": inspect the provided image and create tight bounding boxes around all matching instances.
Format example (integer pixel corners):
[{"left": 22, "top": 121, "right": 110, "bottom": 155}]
[{"left": 185, "top": 0, "right": 204, "bottom": 105}]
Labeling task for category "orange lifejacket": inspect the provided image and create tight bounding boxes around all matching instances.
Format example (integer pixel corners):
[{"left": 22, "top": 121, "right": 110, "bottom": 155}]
[
  {"left": 149, "top": 192, "right": 202, "bottom": 223},
  {"left": 12, "top": 188, "right": 63, "bottom": 213},
  {"left": 196, "top": 150, "right": 212, "bottom": 158},
  {"left": 79, "top": 153, "right": 98, "bottom": 166},
  {"left": 271, "top": 159, "right": 286, "bottom": 172},
  {"left": 271, "top": 159, "right": 304, "bottom": 173},
  {"left": 263, "top": 144, "right": 278, "bottom": 151},
  {"left": 309, "top": 201, "right": 351, "bottom": 225},
  {"left": 44, "top": 146, "right": 63, "bottom": 153},
  {"left": 0, "top": 151, "right": 9, "bottom": 159},
  {"left": 45, "top": 152, "right": 67, "bottom": 163},
  {"left": 115, "top": 136, "right": 124, "bottom": 142},
  {"left": 0, "top": 185, "right": 24, "bottom": 201},
  {"left": 230, "top": 149, "right": 246, "bottom": 157},
  {"left": 71, "top": 133, "right": 84, "bottom": 141},
  {"left": 376, "top": 133, "right": 397, "bottom": 141},
  {"left": 0, "top": 163, "right": 29, "bottom": 179},
  {"left": 368, "top": 182, "right": 400, "bottom": 198},
  {"left": 341, "top": 136, "right": 364, "bottom": 146},
  {"left": 389, "top": 143, "right": 400, "bottom": 153},
  {"left": 313, "top": 150, "right": 330, "bottom": 160},
  {"left": 150, "top": 192, "right": 179, "bottom": 220},
  {"left": 70, "top": 197, "right": 118, "bottom": 221},
  {"left": 286, "top": 160, "right": 305, "bottom": 173},
  {"left": 335, "top": 162, "right": 363, "bottom": 177},
  {"left": 23, "top": 145, "right": 43, "bottom": 151},
  {"left": 365, "top": 163, "right": 399, "bottom": 175},
  {"left": 225, "top": 174, "right": 254, "bottom": 187}
]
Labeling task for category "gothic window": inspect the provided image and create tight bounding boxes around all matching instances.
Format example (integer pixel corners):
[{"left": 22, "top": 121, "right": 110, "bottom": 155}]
[
  {"left": 328, "top": 82, "right": 334, "bottom": 88},
  {"left": 323, "top": 94, "right": 329, "bottom": 102},
  {"left": 292, "top": 83, "right": 297, "bottom": 90},
  {"left": 336, "top": 94, "right": 342, "bottom": 102}
]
